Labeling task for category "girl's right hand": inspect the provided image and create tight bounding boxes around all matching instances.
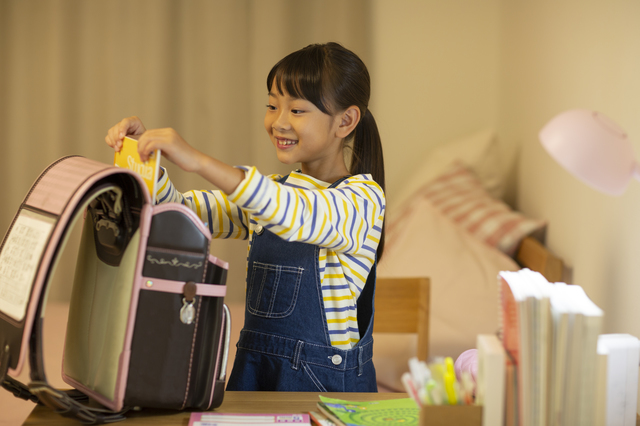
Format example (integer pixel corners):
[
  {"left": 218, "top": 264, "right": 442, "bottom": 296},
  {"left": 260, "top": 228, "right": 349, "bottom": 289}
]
[{"left": 105, "top": 116, "right": 147, "bottom": 152}]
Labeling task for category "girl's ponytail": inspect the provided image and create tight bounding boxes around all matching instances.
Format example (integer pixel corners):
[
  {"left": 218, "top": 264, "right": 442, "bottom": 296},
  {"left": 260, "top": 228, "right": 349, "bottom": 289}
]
[
  {"left": 351, "top": 109, "right": 385, "bottom": 191},
  {"left": 351, "top": 109, "right": 385, "bottom": 261}
]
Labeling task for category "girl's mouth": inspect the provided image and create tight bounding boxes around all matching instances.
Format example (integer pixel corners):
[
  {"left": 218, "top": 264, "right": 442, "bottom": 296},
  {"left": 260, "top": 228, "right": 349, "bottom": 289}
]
[{"left": 277, "top": 137, "right": 298, "bottom": 147}]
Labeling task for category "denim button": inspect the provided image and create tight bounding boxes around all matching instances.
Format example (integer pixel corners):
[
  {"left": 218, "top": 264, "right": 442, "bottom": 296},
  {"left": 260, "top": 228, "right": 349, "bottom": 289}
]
[
  {"left": 331, "top": 354, "right": 342, "bottom": 365},
  {"left": 255, "top": 225, "right": 264, "bottom": 235}
]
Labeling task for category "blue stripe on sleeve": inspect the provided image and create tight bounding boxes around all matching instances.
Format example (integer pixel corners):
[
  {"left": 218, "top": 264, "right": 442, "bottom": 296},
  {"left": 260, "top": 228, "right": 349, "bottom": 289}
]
[
  {"left": 321, "top": 284, "right": 351, "bottom": 291},
  {"left": 325, "top": 305, "right": 357, "bottom": 313},
  {"left": 237, "top": 205, "right": 249, "bottom": 237},
  {"left": 362, "top": 244, "right": 376, "bottom": 254},
  {"left": 299, "top": 193, "right": 306, "bottom": 230},
  {"left": 335, "top": 189, "right": 356, "bottom": 252},
  {"left": 324, "top": 192, "right": 345, "bottom": 249},
  {"left": 276, "top": 192, "right": 291, "bottom": 227},
  {"left": 224, "top": 207, "right": 235, "bottom": 238},
  {"left": 158, "top": 187, "right": 171, "bottom": 203},
  {"left": 256, "top": 198, "right": 272, "bottom": 216},
  {"left": 368, "top": 184, "right": 383, "bottom": 208},
  {"left": 343, "top": 254, "right": 371, "bottom": 273},
  {"left": 309, "top": 195, "right": 317, "bottom": 239},
  {"left": 328, "top": 327, "right": 359, "bottom": 335},
  {"left": 203, "top": 192, "right": 214, "bottom": 233},
  {"left": 286, "top": 183, "right": 307, "bottom": 190},
  {"left": 329, "top": 192, "right": 342, "bottom": 225},
  {"left": 244, "top": 174, "right": 266, "bottom": 206},
  {"left": 347, "top": 201, "right": 357, "bottom": 253}
]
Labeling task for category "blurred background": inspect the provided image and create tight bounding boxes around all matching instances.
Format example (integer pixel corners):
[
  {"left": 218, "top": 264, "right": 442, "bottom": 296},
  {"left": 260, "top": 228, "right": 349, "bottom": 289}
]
[
  {"left": 2, "top": 0, "right": 640, "bottom": 343},
  {"left": 0, "top": 0, "right": 501, "bottom": 305}
]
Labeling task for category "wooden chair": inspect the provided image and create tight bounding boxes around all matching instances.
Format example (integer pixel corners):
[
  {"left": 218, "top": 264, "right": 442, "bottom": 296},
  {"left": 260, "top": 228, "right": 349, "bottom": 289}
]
[
  {"left": 516, "top": 236, "right": 566, "bottom": 282},
  {"left": 373, "top": 277, "right": 430, "bottom": 360}
]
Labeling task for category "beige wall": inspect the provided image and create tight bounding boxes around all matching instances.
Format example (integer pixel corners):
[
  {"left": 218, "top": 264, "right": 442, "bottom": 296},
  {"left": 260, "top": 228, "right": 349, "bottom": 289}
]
[
  {"left": 0, "top": 0, "right": 372, "bottom": 304},
  {"left": 500, "top": 0, "right": 640, "bottom": 338},
  {"left": 371, "top": 0, "right": 504, "bottom": 207},
  {"left": 372, "top": 0, "right": 640, "bottom": 340}
]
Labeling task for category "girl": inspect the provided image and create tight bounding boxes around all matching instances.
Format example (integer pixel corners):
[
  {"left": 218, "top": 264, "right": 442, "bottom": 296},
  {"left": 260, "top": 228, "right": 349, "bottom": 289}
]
[{"left": 105, "top": 42, "right": 385, "bottom": 392}]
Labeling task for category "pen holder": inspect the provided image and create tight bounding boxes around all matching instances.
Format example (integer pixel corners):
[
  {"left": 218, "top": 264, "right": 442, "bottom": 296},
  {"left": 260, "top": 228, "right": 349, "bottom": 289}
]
[{"left": 419, "top": 405, "right": 483, "bottom": 426}]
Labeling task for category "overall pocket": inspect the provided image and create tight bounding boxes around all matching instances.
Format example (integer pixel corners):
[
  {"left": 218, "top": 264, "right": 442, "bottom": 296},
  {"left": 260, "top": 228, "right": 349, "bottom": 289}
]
[{"left": 247, "top": 261, "right": 303, "bottom": 318}]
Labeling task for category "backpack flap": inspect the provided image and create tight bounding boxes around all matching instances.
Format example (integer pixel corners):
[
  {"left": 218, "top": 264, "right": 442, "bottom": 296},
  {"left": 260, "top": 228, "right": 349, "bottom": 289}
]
[{"left": 0, "top": 156, "right": 150, "bottom": 422}]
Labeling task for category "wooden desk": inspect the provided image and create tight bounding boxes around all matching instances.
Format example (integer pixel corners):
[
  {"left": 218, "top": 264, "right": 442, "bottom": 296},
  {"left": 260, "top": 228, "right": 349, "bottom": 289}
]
[{"left": 24, "top": 391, "right": 410, "bottom": 425}]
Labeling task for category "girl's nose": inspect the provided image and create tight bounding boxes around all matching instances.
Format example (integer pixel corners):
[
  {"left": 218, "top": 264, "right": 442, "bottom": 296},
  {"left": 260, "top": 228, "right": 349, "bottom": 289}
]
[{"left": 273, "top": 111, "right": 291, "bottom": 131}]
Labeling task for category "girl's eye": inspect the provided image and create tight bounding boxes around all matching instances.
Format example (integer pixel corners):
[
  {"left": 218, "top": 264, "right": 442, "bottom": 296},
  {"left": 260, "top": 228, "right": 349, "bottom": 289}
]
[
  {"left": 266, "top": 104, "right": 276, "bottom": 111},
  {"left": 291, "top": 109, "right": 304, "bottom": 114}
]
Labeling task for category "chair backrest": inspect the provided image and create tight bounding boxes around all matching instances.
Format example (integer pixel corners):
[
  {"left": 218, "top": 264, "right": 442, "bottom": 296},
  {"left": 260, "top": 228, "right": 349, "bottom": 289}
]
[
  {"left": 373, "top": 277, "right": 430, "bottom": 360},
  {"left": 516, "top": 236, "right": 565, "bottom": 282}
]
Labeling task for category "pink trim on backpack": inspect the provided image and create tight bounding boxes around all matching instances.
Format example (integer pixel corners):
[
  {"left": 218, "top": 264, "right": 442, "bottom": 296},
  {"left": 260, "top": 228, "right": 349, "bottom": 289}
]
[{"left": 9, "top": 161, "right": 150, "bottom": 378}]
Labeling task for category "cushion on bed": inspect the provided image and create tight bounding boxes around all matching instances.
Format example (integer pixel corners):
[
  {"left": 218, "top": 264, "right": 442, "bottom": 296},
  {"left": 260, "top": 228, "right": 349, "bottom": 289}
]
[
  {"left": 389, "top": 129, "right": 505, "bottom": 213},
  {"left": 417, "top": 162, "right": 546, "bottom": 256},
  {"left": 374, "top": 192, "right": 520, "bottom": 391}
]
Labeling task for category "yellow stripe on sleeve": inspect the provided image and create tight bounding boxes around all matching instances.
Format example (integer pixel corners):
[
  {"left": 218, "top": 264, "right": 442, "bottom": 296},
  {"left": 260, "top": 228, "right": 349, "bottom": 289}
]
[
  {"left": 214, "top": 193, "right": 225, "bottom": 238},
  {"left": 358, "top": 186, "right": 377, "bottom": 225},
  {"left": 229, "top": 167, "right": 256, "bottom": 203},
  {"left": 157, "top": 176, "right": 169, "bottom": 195},
  {"left": 323, "top": 274, "right": 346, "bottom": 279},
  {"left": 264, "top": 184, "right": 281, "bottom": 222},
  {"left": 318, "top": 190, "right": 333, "bottom": 223},
  {"left": 327, "top": 316, "right": 358, "bottom": 324},
  {"left": 323, "top": 295, "right": 355, "bottom": 302},
  {"left": 337, "top": 198, "right": 351, "bottom": 252},
  {"left": 221, "top": 194, "right": 242, "bottom": 239},
  {"left": 294, "top": 173, "right": 326, "bottom": 190},
  {"left": 330, "top": 337, "right": 361, "bottom": 346},
  {"left": 339, "top": 260, "right": 366, "bottom": 284},
  {"left": 276, "top": 188, "right": 300, "bottom": 237},
  {"left": 188, "top": 190, "right": 202, "bottom": 219},
  {"left": 310, "top": 215, "right": 328, "bottom": 244}
]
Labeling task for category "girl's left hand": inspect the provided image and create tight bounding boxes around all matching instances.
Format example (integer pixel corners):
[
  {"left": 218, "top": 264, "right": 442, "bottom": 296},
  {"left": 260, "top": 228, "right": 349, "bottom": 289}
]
[{"left": 137, "top": 128, "right": 206, "bottom": 173}]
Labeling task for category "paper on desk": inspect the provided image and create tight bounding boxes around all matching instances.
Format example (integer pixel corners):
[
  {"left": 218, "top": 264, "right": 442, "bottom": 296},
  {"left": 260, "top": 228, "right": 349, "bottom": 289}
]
[{"left": 189, "top": 412, "right": 311, "bottom": 426}]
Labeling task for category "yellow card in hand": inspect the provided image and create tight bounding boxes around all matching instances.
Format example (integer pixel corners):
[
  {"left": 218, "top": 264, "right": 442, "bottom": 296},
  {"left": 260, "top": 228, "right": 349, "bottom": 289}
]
[{"left": 114, "top": 135, "right": 161, "bottom": 203}]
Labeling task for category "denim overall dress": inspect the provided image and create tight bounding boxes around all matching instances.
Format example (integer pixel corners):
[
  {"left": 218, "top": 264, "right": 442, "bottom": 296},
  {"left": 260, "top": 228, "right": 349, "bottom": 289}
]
[{"left": 226, "top": 175, "right": 378, "bottom": 392}]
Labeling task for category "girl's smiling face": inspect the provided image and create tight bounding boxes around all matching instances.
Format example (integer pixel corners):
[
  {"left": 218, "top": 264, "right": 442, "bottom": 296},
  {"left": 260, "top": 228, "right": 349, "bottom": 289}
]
[{"left": 264, "top": 84, "right": 349, "bottom": 182}]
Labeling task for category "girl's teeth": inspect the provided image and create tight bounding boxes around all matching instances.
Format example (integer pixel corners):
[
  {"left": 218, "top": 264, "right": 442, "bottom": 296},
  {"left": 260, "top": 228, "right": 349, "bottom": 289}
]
[{"left": 281, "top": 139, "right": 297, "bottom": 145}]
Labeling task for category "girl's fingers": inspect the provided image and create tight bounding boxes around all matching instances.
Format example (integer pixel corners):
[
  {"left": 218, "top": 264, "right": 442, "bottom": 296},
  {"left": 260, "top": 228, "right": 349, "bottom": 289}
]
[
  {"left": 137, "top": 128, "right": 201, "bottom": 172},
  {"left": 124, "top": 116, "right": 146, "bottom": 136},
  {"left": 105, "top": 116, "right": 147, "bottom": 151},
  {"left": 136, "top": 132, "right": 154, "bottom": 162},
  {"left": 137, "top": 129, "right": 169, "bottom": 162}
]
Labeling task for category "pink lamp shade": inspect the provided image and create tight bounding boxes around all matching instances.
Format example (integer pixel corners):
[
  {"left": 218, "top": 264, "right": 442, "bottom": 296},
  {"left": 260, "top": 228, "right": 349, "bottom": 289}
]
[{"left": 539, "top": 109, "right": 640, "bottom": 196}]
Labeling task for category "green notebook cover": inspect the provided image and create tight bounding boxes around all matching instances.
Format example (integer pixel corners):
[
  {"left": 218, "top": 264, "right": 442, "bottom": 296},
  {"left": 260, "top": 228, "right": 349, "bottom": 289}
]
[{"left": 318, "top": 396, "right": 419, "bottom": 426}]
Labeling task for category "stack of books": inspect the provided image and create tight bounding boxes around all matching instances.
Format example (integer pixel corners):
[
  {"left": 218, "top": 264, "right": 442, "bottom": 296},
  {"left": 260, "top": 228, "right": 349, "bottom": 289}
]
[{"left": 480, "top": 268, "right": 640, "bottom": 426}]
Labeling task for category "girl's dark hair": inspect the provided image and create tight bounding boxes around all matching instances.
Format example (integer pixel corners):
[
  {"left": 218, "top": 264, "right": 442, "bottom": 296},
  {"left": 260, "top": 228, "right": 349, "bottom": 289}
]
[{"left": 266, "top": 42, "right": 386, "bottom": 260}]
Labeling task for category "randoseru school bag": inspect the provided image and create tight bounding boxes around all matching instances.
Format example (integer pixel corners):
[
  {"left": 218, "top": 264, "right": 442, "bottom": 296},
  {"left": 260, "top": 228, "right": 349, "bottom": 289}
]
[{"left": 0, "top": 156, "right": 231, "bottom": 423}]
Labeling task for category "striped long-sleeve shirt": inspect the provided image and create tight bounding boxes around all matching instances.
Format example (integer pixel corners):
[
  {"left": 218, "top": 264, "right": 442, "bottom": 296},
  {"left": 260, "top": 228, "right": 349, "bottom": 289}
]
[{"left": 156, "top": 166, "right": 385, "bottom": 349}]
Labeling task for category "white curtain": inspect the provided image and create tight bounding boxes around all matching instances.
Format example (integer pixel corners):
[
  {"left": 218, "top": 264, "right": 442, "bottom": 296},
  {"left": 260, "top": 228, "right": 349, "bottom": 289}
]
[{"left": 0, "top": 0, "right": 372, "bottom": 303}]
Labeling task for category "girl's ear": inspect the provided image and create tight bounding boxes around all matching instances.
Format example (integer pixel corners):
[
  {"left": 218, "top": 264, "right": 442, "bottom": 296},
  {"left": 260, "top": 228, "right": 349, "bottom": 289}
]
[{"left": 336, "top": 106, "right": 361, "bottom": 138}]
